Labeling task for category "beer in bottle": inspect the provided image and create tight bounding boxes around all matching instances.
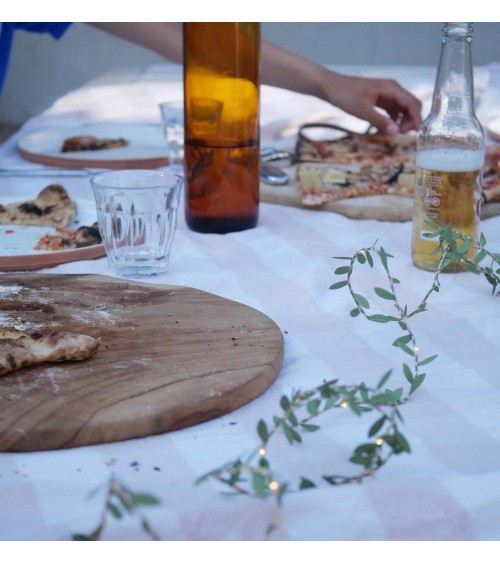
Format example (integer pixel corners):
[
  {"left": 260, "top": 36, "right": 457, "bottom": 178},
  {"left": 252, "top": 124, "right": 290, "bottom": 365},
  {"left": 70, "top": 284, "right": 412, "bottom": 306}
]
[{"left": 411, "top": 23, "right": 485, "bottom": 271}]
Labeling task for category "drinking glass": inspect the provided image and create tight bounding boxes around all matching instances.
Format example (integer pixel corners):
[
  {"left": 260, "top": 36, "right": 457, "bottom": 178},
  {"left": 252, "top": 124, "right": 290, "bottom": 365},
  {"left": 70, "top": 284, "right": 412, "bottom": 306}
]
[{"left": 91, "top": 169, "right": 183, "bottom": 277}]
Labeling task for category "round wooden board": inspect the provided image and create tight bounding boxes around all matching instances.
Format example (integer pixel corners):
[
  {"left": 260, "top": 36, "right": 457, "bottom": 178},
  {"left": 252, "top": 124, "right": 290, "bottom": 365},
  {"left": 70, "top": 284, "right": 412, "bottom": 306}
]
[{"left": 0, "top": 274, "right": 284, "bottom": 452}]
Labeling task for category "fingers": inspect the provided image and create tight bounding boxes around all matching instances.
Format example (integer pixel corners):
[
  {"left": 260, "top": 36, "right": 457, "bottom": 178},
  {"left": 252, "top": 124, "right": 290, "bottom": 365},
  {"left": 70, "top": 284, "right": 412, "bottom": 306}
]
[
  {"left": 351, "top": 79, "right": 422, "bottom": 135},
  {"left": 375, "top": 80, "right": 423, "bottom": 133}
]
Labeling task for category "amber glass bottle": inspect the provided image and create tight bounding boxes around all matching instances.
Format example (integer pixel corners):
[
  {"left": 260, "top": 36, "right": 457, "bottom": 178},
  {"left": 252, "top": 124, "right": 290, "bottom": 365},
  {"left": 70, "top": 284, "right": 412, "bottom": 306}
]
[{"left": 183, "top": 23, "right": 260, "bottom": 233}]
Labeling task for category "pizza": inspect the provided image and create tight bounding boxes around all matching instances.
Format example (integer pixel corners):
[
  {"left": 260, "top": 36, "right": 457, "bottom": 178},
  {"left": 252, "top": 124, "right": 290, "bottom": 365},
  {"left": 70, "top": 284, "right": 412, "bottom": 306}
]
[
  {"left": 0, "top": 327, "right": 100, "bottom": 377},
  {"left": 0, "top": 184, "right": 77, "bottom": 228},
  {"left": 61, "top": 135, "right": 129, "bottom": 152},
  {"left": 294, "top": 131, "right": 500, "bottom": 206},
  {"left": 34, "top": 222, "right": 102, "bottom": 251}
]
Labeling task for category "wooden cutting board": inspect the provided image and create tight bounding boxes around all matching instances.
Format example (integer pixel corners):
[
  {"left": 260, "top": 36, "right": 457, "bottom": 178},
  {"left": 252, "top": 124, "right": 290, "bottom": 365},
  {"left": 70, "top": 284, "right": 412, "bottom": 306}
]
[
  {"left": 260, "top": 165, "right": 500, "bottom": 222},
  {"left": 0, "top": 274, "right": 284, "bottom": 452}
]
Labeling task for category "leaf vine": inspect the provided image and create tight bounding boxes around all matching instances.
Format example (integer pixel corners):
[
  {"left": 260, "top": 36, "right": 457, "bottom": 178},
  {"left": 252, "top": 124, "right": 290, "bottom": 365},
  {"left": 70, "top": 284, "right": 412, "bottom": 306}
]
[{"left": 73, "top": 222, "right": 499, "bottom": 540}]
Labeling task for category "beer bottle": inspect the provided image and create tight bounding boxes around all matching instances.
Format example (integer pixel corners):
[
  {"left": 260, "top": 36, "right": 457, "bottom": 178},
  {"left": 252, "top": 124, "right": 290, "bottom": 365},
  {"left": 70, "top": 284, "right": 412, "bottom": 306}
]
[
  {"left": 411, "top": 23, "right": 485, "bottom": 271},
  {"left": 183, "top": 23, "right": 260, "bottom": 233}
]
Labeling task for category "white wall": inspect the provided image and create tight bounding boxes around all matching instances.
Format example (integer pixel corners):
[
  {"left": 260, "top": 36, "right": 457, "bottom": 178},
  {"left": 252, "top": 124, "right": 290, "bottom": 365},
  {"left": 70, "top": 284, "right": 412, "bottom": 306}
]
[{"left": 1, "top": 22, "right": 499, "bottom": 126}]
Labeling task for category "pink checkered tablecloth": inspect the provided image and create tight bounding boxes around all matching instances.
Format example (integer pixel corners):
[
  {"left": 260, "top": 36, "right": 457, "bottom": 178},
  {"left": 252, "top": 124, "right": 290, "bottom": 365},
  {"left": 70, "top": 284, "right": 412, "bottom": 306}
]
[{"left": 1, "top": 64, "right": 500, "bottom": 542}]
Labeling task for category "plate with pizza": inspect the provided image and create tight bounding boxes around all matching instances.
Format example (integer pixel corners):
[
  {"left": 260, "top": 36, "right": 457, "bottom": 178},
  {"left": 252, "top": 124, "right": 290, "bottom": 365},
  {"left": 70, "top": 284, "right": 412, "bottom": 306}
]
[
  {"left": 0, "top": 186, "right": 105, "bottom": 271},
  {"left": 260, "top": 123, "right": 500, "bottom": 222},
  {"left": 17, "top": 122, "right": 168, "bottom": 170}
]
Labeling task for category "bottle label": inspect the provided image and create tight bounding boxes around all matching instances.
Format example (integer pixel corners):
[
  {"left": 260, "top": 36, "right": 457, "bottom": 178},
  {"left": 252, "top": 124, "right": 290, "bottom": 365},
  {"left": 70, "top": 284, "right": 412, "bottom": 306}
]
[{"left": 413, "top": 166, "right": 482, "bottom": 241}]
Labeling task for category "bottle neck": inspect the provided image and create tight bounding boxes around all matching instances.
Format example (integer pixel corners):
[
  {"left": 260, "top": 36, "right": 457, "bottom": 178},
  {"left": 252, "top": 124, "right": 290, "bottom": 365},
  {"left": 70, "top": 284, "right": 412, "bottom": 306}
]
[{"left": 430, "top": 23, "right": 475, "bottom": 117}]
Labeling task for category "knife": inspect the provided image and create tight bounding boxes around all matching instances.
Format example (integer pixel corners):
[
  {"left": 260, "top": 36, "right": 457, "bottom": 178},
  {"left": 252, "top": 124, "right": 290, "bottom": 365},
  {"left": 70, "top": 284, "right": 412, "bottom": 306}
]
[{"left": 0, "top": 168, "right": 90, "bottom": 177}]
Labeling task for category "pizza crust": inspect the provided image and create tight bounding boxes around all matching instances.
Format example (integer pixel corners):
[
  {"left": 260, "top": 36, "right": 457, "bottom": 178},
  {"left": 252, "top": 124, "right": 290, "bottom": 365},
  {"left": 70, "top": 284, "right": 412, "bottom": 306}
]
[
  {"left": 0, "top": 327, "right": 100, "bottom": 376},
  {"left": 0, "top": 184, "right": 77, "bottom": 228}
]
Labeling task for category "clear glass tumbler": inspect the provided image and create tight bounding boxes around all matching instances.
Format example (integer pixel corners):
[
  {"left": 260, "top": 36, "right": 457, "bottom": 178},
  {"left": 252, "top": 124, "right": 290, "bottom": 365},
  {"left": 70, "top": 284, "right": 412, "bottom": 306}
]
[
  {"left": 159, "top": 101, "right": 185, "bottom": 175},
  {"left": 91, "top": 169, "right": 183, "bottom": 277}
]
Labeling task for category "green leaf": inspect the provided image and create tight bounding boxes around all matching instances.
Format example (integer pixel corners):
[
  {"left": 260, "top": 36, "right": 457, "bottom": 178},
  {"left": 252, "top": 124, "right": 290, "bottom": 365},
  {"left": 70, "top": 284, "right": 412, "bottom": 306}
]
[
  {"left": 107, "top": 502, "right": 122, "bottom": 519},
  {"left": 306, "top": 399, "right": 321, "bottom": 416},
  {"left": 280, "top": 395, "right": 291, "bottom": 411},
  {"left": 73, "top": 524, "right": 103, "bottom": 541},
  {"left": 299, "top": 477, "right": 316, "bottom": 489},
  {"left": 410, "top": 373, "right": 426, "bottom": 394},
  {"left": 350, "top": 454, "right": 369, "bottom": 466},
  {"left": 366, "top": 251, "right": 374, "bottom": 267},
  {"left": 392, "top": 334, "right": 412, "bottom": 348},
  {"left": 350, "top": 307, "right": 361, "bottom": 317},
  {"left": 252, "top": 472, "right": 269, "bottom": 498},
  {"left": 288, "top": 411, "right": 298, "bottom": 426},
  {"left": 374, "top": 287, "right": 395, "bottom": 300},
  {"left": 377, "top": 370, "right": 392, "bottom": 389},
  {"left": 479, "top": 232, "right": 487, "bottom": 246},
  {"left": 389, "top": 387, "right": 404, "bottom": 403},
  {"left": 394, "top": 431, "right": 411, "bottom": 454},
  {"left": 283, "top": 422, "right": 302, "bottom": 444},
  {"left": 300, "top": 423, "right": 320, "bottom": 432},
  {"left": 257, "top": 419, "right": 269, "bottom": 443},
  {"left": 330, "top": 280, "right": 348, "bottom": 290},
  {"left": 418, "top": 354, "right": 438, "bottom": 367},
  {"left": 356, "top": 252, "right": 367, "bottom": 264},
  {"left": 402, "top": 363, "right": 414, "bottom": 383},
  {"left": 378, "top": 247, "right": 391, "bottom": 271},
  {"left": 335, "top": 266, "right": 350, "bottom": 275},
  {"left": 457, "top": 239, "right": 471, "bottom": 255},
  {"left": 368, "top": 416, "right": 387, "bottom": 438},
  {"left": 353, "top": 293, "right": 370, "bottom": 309},
  {"left": 366, "top": 314, "right": 396, "bottom": 323},
  {"left": 130, "top": 494, "right": 160, "bottom": 506},
  {"left": 348, "top": 399, "right": 362, "bottom": 416}
]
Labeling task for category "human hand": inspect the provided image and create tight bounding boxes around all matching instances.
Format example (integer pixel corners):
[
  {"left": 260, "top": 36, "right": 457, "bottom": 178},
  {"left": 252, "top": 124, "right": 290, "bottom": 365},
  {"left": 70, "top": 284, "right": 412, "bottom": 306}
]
[{"left": 323, "top": 73, "right": 422, "bottom": 134}]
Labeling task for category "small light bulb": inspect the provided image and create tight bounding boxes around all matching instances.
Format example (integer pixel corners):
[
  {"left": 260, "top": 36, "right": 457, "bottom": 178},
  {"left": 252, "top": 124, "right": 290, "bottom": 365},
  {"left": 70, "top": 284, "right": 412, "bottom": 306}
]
[
  {"left": 340, "top": 401, "right": 348, "bottom": 408},
  {"left": 375, "top": 438, "right": 383, "bottom": 446},
  {"left": 269, "top": 480, "right": 279, "bottom": 491},
  {"left": 258, "top": 447, "right": 266, "bottom": 456}
]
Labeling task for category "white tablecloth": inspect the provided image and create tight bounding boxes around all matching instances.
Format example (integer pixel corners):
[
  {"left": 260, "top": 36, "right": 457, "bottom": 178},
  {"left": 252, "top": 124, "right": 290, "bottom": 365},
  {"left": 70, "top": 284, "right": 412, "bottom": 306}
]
[{"left": 1, "top": 64, "right": 500, "bottom": 542}]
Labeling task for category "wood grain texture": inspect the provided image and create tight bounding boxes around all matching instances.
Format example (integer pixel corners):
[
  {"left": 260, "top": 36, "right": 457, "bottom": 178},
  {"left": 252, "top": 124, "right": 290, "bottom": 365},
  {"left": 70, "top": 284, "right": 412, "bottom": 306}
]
[
  {"left": 0, "top": 274, "right": 284, "bottom": 452},
  {"left": 260, "top": 168, "right": 500, "bottom": 222}
]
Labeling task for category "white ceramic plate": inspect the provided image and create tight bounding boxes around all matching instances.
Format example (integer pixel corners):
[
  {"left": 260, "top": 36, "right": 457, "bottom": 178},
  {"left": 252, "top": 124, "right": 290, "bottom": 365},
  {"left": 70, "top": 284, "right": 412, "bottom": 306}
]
[
  {"left": 0, "top": 199, "right": 105, "bottom": 271},
  {"left": 17, "top": 123, "right": 168, "bottom": 169}
]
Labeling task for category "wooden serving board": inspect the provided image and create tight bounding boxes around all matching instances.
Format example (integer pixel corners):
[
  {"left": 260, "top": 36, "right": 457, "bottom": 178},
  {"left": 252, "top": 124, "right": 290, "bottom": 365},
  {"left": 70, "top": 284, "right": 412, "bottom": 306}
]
[
  {"left": 260, "top": 166, "right": 500, "bottom": 222},
  {"left": 0, "top": 274, "right": 284, "bottom": 452}
]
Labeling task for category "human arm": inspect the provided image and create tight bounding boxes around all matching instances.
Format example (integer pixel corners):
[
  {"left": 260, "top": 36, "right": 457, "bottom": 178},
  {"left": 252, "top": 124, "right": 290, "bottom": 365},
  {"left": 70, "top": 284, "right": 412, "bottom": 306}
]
[
  {"left": 260, "top": 40, "right": 422, "bottom": 134},
  {"left": 88, "top": 23, "right": 422, "bottom": 133}
]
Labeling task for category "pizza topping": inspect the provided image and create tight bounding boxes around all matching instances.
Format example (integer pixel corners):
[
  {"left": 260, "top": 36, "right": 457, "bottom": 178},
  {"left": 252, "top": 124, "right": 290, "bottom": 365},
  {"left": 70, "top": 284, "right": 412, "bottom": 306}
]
[
  {"left": 294, "top": 132, "right": 500, "bottom": 206},
  {"left": 0, "top": 185, "right": 77, "bottom": 228},
  {"left": 0, "top": 327, "right": 100, "bottom": 377},
  {"left": 61, "top": 135, "right": 129, "bottom": 152},
  {"left": 34, "top": 222, "right": 102, "bottom": 251}
]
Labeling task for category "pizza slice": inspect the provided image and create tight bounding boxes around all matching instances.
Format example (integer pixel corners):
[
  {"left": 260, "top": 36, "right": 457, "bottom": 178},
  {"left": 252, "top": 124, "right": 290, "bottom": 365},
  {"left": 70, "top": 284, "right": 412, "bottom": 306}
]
[
  {"left": 61, "top": 135, "right": 129, "bottom": 152},
  {"left": 0, "top": 184, "right": 77, "bottom": 228},
  {"left": 0, "top": 327, "right": 100, "bottom": 377},
  {"left": 34, "top": 222, "right": 102, "bottom": 251},
  {"left": 295, "top": 131, "right": 500, "bottom": 206},
  {"left": 481, "top": 145, "right": 500, "bottom": 203},
  {"left": 296, "top": 132, "right": 417, "bottom": 167},
  {"left": 296, "top": 162, "right": 415, "bottom": 206}
]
